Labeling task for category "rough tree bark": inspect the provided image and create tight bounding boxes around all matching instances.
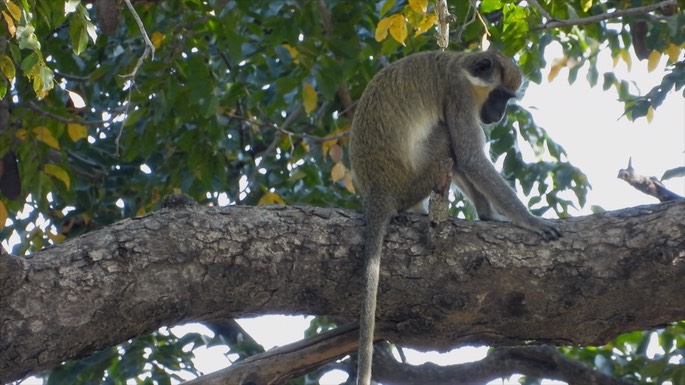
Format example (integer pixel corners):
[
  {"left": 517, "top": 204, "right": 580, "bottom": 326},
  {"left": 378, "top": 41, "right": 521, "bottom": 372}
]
[{"left": 2, "top": 200, "right": 685, "bottom": 383}]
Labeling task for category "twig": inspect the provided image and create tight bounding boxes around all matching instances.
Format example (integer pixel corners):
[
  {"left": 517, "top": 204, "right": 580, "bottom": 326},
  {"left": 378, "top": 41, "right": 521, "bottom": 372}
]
[
  {"left": 53, "top": 71, "right": 90, "bottom": 82},
  {"left": 116, "top": 0, "right": 156, "bottom": 156},
  {"left": 120, "top": 0, "right": 155, "bottom": 79},
  {"left": 469, "top": 0, "right": 490, "bottom": 37},
  {"left": 226, "top": 110, "right": 349, "bottom": 144},
  {"left": 536, "top": 0, "right": 678, "bottom": 30},
  {"left": 454, "top": 4, "right": 477, "bottom": 44},
  {"left": 26, "top": 102, "right": 112, "bottom": 126},
  {"left": 527, "top": 0, "right": 553, "bottom": 22}
]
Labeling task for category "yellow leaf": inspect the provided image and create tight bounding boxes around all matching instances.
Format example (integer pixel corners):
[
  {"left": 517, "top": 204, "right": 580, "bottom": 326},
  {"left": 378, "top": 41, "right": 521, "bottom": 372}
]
[
  {"left": 151, "top": 31, "right": 165, "bottom": 49},
  {"left": 388, "top": 14, "right": 408, "bottom": 45},
  {"left": 322, "top": 138, "right": 335, "bottom": 157},
  {"left": 547, "top": 56, "right": 567, "bottom": 82},
  {"left": 646, "top": 106, "right": 654, "bottom": 123},
  {"left": 331, "top": 162, "right": 346, "bottom": 182},
  {"left": 47, "top": 230, "right": 66, "bottom": 244},
  {"left": 257, "top": 191, "right": 286, "bottom": 205},
  {"left": 43, "top": 164, "right": 70, "bottom": 189},
  {"left": 67, "top": 123, "right": 88, "bottom": 142},
  {"left": 580, "top": 0, "right": 592, "bottom": 12},
  {"left": 282, "top": 43, "right": 299, "bottom": 63},
  {"left": 343, "top": 171, "right": 355, "bottom": 194},
  {"left": 414, "top": 14, "right": 437, "bottom": 36},
  {"left": 136, "top": 206, "right": 146, "bottom": 217},
  {"left": 15, "top": 128, "right": 27, "bottom": 141},
  {"left": 0, "top": 55, "right": 15, "bottom": 80},
  {"left": 300, "top": 139, "right": 310, "bottom": 153},
  {"left": 329, "top": 143, "right": 343, "bottom": 163},
  {"left": 6, "top": 0, "right": 21, "bottom": 20},
  {"left": 375, "top": 15, "right": 394, "bottom": 42},
  {"left": 408, "top": 0, "right": 427, "bottom": 13},
  {"left": 2, "top": 11, "right": 15, "bottom": 37},
  {"left": 620, "top": 49, "right": 632, "bottom": 71},
  {"left": 0, "top": 200, "right": 7, "bottom": 230},
  {"left": 302, "top": 82, "right": 317, "bottom": 116},
  {"left": 32, "top": 126, "right": 60, "bottom": 149},
  {"left": 647, "top": 50, "right": 661, "bottom": 73},
  {"left": 611, "top": 54, "right": 619, "bottom": 68},
  {"left": 665, "top": 44, "right": 680, "bottom": 63}
]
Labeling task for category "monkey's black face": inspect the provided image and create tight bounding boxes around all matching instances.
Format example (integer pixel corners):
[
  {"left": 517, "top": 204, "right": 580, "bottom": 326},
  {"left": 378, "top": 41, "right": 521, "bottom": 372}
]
[{"left": 480, "top": 86, "right": 516, "bottom": 124}]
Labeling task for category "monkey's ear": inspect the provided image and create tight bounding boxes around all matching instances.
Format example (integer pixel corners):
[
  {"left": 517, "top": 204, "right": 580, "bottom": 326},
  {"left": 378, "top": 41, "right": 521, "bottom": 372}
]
[{"left": 472, "top": 58, "right": 493, "bottom": 77}]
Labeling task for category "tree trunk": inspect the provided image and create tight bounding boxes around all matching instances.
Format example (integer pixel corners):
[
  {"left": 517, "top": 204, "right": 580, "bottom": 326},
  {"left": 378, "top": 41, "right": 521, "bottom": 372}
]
[{"left": 2, "top": 201, "right": 684, "bottom": 383}]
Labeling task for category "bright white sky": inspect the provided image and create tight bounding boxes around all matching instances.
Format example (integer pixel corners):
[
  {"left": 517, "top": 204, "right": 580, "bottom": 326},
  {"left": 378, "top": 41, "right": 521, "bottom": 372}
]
[{"left": 16, "top": 43, "right": 684, "bottom": 385}]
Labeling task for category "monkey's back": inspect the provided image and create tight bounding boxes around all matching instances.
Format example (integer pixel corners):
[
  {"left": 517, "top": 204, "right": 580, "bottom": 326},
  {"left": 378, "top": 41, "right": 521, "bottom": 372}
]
[{"left": 349, "top": 51, "right": 467, "bottom": 211}]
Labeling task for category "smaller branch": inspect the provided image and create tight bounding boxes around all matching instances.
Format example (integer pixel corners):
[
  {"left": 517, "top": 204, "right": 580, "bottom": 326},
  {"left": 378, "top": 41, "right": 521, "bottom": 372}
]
[
  {"left": 436, "top": 0, "right": 454, "bottom": 49},
  {"left": 316, "top": 0, "right": 334, "bottom": 39},
  {"left": 203, "top": 319, "right": 265, "bottom": 358},
  {"left": 181, "top": 324, "right": 359, "bottom": 385},
  {"left": 226, "top": 111, "right": 349, "bottom": 144},
  {"left": 469, "top": 0, "right": 491, "bottom": 37},
  {"left": 116, "top": 0, "right": 156, "bottom": 157},
  {"left": 120, "top": 0, "right": 155, "bottom": 79},
  {"left": 528, "top": 0, "right": 553, "bottom": 22},
  {"left": 617, "top": 158, "right": 684, "bottom": 202},
  {"left": 26, "top": 102, "right": 111, "bottom": 126},
  {"left": 53, "top": 71, "right": 90, "bottom": 82},
  {"left": 372, "top": 345, "right": 636, "bottom": 385},
  {"left": 537, "top": 0, "right": 678, "bottom": 30}
]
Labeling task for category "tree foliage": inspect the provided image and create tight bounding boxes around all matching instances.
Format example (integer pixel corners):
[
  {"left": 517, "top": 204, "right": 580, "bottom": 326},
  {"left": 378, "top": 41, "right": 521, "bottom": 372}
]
[{"left": 1, "top": 0, "right": 684, "bottom": 384}]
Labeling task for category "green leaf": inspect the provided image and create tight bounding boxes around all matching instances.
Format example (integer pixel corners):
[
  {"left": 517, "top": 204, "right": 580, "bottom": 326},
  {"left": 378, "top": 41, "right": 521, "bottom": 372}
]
[
  {"left": 380, "top": 0, "right": 396, "bottom": 16},
  {"left": 661, "top": 167, "right": 685, "bottom": 181},
  {"left": 20, "top": 52, "right": 39, "bottom": 73},
  {"left": 69, "top": 13, "right": 89, "bottom": 55},
  {"left": 38, "top": 64, "right": 54, "bottom": 92},
  {"left": 480, "top": 0, "right": 502, "bottom": 13}
]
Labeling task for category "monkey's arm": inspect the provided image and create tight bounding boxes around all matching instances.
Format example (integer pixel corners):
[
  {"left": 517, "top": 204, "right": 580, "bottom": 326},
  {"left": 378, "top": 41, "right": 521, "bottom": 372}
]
[{"left": 447, "top": 111, "right": 561, "bottom": 239}]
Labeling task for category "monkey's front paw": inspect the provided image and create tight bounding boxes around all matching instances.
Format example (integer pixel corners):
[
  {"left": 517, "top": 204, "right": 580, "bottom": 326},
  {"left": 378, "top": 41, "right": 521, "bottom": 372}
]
[{"left": 526, "top": 218, "right": 562, "bottom": 240}]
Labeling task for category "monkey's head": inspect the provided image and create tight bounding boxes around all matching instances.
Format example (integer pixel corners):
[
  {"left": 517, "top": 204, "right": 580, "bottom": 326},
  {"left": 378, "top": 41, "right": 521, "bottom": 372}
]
[{"left": 464, "top": 51, "right": 523, "bottom": 124}]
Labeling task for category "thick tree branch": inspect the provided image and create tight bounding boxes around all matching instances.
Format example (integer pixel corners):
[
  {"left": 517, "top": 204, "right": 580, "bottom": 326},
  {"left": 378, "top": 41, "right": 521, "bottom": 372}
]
[
  {"left": 372, "top": 345, "right": 635, "bottom": 385},
  {"left": 2, "top": 201, "right": 685, "bottom": 382}
]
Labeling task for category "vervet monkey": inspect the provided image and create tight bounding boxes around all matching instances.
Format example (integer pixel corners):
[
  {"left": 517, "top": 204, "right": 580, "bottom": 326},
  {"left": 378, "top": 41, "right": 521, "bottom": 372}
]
[{"left": 348, "top": 50, "right": 561, "bottom": 385}]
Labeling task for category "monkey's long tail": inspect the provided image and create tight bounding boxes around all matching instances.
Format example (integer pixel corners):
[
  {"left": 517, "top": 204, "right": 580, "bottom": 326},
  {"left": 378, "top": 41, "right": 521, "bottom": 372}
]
[{"left": 357, "top": 207, "right": 391, "bottom": 385}]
